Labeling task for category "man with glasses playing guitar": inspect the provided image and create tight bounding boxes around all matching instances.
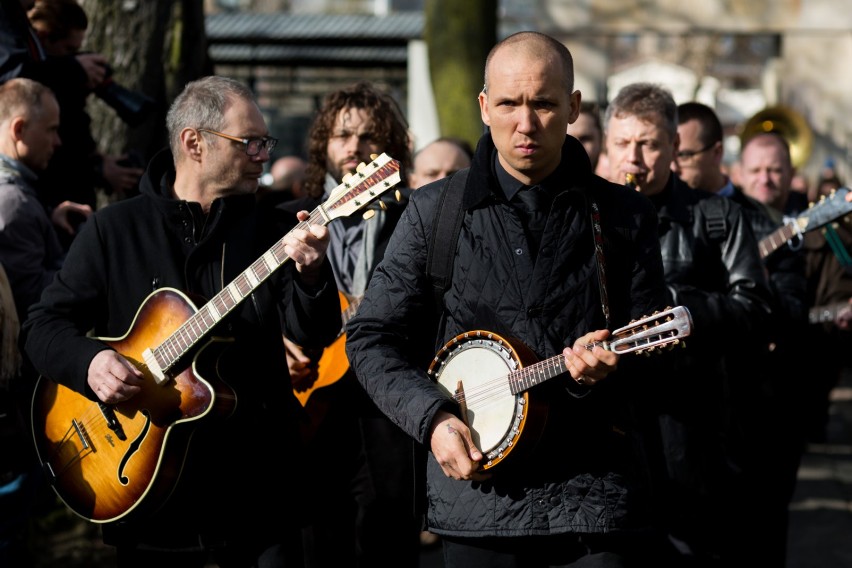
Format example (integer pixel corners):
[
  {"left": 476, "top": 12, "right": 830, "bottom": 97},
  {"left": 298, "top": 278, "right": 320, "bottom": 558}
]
[{"left": 22, "top": 75, "right": 346, "bottom": 567}]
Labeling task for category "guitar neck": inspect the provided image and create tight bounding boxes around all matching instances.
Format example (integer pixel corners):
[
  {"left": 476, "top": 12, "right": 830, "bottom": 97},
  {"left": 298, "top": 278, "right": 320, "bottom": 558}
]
[
  {"left": 510, "top": 356, "right": 572, "bottom": 395},
  {"left": 140, "top": 154, "right": 401, "bottom": 385},
  {"left": 759, "top": 222, "right": 799, "bottom": 259},
  {"left": 758, "top": 187, "right": 852, "bottom": 260},
  {"left": 341, "top": 297, "right": 363, "bottom": 327},
  {"left": 508, "top": 306, "right": 692, "bottom": 395},
  {"left": 809, "top": 301, "right": 850, "bottom": 324},
  {"left": 151, "top": 208, "right": 329, "bottom": 373}
]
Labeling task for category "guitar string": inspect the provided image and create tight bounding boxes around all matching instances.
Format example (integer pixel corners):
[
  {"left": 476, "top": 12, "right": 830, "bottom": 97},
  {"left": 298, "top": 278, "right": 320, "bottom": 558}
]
[
  {"left": 49, "top": 405, "right": 114, "bottom": 473},
  {"left": 448, "top": 356, "right": 568, "bottom": 408},
  {"left": 151, "top": 161, "right": 399, "bottom": 368},
  {"left": 442, "top": 336, "right": 619, "bottom": 405},
  {"left": 43, "top": 161, "right": 400, "bottom": 478},
  {"left": 49, "top": 224, "right": 310, "bottom": 470},
  {"left": 444, "top": 334, "right": 663, "bottom": 408}
]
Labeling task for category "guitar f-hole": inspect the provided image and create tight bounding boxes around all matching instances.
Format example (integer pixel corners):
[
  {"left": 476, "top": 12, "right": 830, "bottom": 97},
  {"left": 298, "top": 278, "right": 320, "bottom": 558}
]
[{"left": 117, "top": 410, "right": 152, "bottom": 486}]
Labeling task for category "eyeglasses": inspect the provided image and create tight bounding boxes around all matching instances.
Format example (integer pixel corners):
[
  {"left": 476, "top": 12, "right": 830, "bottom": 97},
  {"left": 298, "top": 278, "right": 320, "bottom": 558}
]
[
  {"left": 675, "top": 142, "right": 717, "bottom": 162},
  {"left": 198, "top": 128, "right": 278, "bottom": 156}
]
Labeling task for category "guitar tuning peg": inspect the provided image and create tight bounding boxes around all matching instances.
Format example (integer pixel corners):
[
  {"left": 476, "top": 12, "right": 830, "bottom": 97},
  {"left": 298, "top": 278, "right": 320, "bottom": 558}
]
[
  {"left": 363, "top": 210, "right": 376, "bottom": 221},
  {"left": 370, "top": 153, "right": 379, "bottom": 161},
  {"left": 395, "top": 189, "right": 402, "bottom": 202},
  {"left": 356, "top": 162, "right": 366, "bottom": 173},
  {"left": 378, "top": 201, "right": 387, "bottom": 210},
  {"left": 342, "top": 172, "right": 353, "bottom": 183}
]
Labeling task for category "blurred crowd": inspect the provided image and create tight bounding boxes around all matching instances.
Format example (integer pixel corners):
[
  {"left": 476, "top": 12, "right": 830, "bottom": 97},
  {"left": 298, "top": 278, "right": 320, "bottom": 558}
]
[{"left": 0, "top": 4, "right": 850, "bottom": 568}]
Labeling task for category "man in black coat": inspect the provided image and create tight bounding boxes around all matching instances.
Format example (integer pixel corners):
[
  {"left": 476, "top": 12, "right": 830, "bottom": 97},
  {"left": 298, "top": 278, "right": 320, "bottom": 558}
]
[
  {"left": 22, "top": 75, "right": 341, "bottom": 567},
  {"left": 605, "top": 83, "right": 775, "bottom": 566},
  {"left": 675, "top": 103, "right": 808, "bottom": 567},
  {"left": 346, "top": 32, "right": 675, "bottom": 567}
]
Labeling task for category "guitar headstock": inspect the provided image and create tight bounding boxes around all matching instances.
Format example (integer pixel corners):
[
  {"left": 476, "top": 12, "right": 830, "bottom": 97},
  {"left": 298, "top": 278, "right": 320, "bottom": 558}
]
[
  {"left": 608, "top": 306, "right": 693, "bottom": 355},
  {"left": 801, "top": 187, "right": 852, "bottom": 232},
  {"left": 322, "top": 154, "right": 402, "bottom": 222}
]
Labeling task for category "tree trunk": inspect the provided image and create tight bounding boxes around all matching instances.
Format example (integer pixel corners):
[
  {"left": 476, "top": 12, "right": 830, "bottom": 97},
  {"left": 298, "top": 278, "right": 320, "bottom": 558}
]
[
  {"left": 424, "top": 0, "right": 497, "bottom": 151},
  {"left": 79, "top": 0, "right": 210, "bottom": 170}
]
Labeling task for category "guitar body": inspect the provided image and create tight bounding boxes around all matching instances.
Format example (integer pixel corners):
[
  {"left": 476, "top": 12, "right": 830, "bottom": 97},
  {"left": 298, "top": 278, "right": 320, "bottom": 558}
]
[
  {"left": 429, "top": 331, "right": 548, "bottom": 470},
  {"left": 293, "top": 291, "right": 353, "bottom": 407},
  {"left": 28, "top": 154, "right": 403, "bottom": 522},
  {"left": 31, "top": 288, "right": 237, "bottom": 523}
]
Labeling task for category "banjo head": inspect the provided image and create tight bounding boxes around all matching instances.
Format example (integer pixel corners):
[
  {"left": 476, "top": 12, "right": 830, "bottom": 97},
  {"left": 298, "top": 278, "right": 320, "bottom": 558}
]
[{"left": 429, "top": 331, "right": 530, "bottom": 469}]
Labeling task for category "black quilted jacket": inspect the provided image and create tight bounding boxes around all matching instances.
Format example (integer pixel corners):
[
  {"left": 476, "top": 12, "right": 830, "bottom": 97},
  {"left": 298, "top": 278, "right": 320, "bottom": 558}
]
[{"left": 346, "top": 134, "right": 668, "bottom": 537}]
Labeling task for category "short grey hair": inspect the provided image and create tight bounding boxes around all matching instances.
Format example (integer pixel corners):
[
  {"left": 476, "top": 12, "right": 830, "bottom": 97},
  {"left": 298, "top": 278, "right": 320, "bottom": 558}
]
[
  {"left": 0, "top": 77, "right": 53, "bottom": 124},
  {"left": 604, "top": 83, "right": 678, "bottom": 141},
  {"left": 166, "top": 76, "right": 256, "bottom": 157}
]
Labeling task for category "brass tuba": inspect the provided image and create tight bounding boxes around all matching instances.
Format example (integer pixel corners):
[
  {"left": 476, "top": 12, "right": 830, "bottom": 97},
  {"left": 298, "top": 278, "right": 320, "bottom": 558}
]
[{"left": 739, "top": 105, "right": 813, "bottom": 169}]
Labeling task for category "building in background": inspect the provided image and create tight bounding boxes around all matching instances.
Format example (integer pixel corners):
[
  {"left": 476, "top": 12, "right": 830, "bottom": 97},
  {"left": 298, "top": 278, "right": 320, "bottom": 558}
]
[{"left": 203, "top": 0, "right": 852, "bottom": 182}]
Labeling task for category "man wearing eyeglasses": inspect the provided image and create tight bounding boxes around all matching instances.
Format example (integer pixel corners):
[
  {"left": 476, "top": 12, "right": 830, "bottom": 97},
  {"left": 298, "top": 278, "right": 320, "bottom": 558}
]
[
  {"left": 22, "top": 75, "right": 341, "bottom": 567},
  {"left": 605, "top": 83, "right": 775, "bottom": 567},
  {"left": 676, "top": 102, "right": 810, "bottom": 568},
  {"left": 672, "top": 102, "right": 732, "bottom": 196}
]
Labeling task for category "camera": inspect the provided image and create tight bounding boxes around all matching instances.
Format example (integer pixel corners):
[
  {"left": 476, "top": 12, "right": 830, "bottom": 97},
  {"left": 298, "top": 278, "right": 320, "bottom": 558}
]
[{"left": 94, "top": 65, "right": 156, "bottom": 127}]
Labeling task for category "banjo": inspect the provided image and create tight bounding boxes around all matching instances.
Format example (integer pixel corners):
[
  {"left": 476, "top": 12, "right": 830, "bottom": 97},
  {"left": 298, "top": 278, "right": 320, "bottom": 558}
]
[{"left": 428, "top": 306, "right": 693, "bottom": 470}]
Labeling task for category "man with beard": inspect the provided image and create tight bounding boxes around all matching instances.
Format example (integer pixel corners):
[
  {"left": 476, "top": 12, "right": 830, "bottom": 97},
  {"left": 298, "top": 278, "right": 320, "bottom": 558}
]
[{"left": 280, "top": 82, "right": 420, "bottom": 567}]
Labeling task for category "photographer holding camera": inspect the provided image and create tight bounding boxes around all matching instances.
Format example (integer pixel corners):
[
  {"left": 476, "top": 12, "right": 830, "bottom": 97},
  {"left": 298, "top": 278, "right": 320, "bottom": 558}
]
[{"left": 27, "top": 0, "right": 148, "bottom": 227}]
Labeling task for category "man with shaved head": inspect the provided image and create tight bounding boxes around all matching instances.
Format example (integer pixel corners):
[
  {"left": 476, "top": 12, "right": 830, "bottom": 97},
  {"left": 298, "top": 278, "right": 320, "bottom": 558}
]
[
  {"left": 408, "top": 137, "right": 471, "bottom": 189},
  {"left": 346, "top": 31, "right": 672, "bottom": 566}
]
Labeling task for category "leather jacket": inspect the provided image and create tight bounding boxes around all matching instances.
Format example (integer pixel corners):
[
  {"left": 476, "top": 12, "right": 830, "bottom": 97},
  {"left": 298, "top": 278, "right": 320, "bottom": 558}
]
[{"left": 651, "top": 174, "right": 774, "bottom": 554}]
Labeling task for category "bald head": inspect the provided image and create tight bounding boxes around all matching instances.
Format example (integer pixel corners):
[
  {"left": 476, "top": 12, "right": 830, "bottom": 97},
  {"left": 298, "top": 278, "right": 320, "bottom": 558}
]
[
  {"left": 484, "top": 31, "right": 574, "bottom": 95},
  {"left": 409, "top": 139, "right": 472, "bottom": 189},
  {"left": 271, "top": 156, "right": 306, "bottom": 189},
  {"left": 739, "top": 133, "right": 794, "bottom": 212}
]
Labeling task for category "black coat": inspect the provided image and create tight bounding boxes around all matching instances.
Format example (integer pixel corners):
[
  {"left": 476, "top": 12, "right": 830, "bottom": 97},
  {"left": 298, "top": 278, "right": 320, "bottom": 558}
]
[
  {"left": 22, "top": 149, "right": 341, "bottom": 546},
  {"left": 346, "top": 134, "right": 668, "bottom": 537},
  {"left": 650, "top": 176, "right": 775, "bottom": 553}
]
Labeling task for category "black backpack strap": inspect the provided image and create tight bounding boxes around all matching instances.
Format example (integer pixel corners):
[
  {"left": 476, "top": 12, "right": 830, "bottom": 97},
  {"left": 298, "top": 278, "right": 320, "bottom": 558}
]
[
  {"left": 703, "top": 196, "right": 728, "bottom": 242},
  {"left": 426, "top": 169, "right": 469, "bottom": 308}
]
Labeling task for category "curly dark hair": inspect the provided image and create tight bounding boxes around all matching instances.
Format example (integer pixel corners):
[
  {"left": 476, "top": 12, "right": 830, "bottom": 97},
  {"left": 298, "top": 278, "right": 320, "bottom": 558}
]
[{"left": 304, "top": 82, "right": 411, "bottom": 199}]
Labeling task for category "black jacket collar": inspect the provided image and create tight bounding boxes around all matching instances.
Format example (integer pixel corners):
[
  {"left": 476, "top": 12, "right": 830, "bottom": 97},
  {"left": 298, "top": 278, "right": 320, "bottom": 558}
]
[{"left": 462, "top": 133, "right": 594, "bottom": 210}]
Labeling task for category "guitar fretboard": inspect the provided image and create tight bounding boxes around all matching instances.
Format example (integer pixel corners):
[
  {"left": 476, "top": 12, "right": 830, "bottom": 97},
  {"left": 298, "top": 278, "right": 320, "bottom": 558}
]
[
  {"left": 759, "top": 222, "right": 800, "bottom": 259},
  {"left": 809, "top": 301, "right": 850, "bottom": 324},
  {"left": 148, "top": 160, "right": 400, "bottom": 374},
  {"left": 510, "top": 356, "right": 569, "bottom": 395}
]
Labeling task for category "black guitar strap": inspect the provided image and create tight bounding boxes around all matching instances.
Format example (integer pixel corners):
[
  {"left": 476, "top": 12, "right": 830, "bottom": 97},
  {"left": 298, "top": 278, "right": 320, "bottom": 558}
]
[
  {"left": 427, "top": 169, "right": 469, "bottom": 309},
  {"left": 588, "top": 198, "right": 611, "bottom": 329}
]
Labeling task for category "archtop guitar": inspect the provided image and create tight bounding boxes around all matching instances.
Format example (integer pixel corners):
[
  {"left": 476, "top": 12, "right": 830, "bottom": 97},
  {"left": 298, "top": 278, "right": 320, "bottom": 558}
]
[{"left": 31, "top": 154, "right": 402, "bottom": 523}]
